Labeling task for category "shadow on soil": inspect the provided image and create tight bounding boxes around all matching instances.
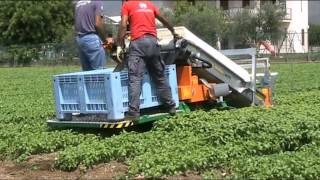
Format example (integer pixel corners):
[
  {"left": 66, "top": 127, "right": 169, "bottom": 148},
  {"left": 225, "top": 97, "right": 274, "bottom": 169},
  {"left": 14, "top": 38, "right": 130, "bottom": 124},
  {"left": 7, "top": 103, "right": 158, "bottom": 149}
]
[{"left": 48, "top": 121, "right": 155, "bottom": 138}]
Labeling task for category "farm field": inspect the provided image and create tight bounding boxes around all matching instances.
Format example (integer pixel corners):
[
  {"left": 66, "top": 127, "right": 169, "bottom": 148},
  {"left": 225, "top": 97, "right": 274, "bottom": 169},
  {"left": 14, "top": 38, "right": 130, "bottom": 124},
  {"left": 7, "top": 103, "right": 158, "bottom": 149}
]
[{"left": 0, "top": 63, "right": 320, "bottom": 179}]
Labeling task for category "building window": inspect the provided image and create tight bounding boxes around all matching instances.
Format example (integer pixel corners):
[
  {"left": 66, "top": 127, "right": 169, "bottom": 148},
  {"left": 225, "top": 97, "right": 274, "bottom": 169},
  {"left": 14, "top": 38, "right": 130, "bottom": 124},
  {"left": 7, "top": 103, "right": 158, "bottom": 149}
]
[
  {"left": 301, "top": 29, "right": 305, "bottom": 46},
  {"left": 242, "top": 0, "right": 250, "bottom": 8},
  {"left": 221, "top": 0, "right": 228, "bottom": 10},
  {"left": 261, "top": 0, "right": 276, "bottom": 6},
  {"left": 187, "top": 0, "right": 195, "bottom": 5}
]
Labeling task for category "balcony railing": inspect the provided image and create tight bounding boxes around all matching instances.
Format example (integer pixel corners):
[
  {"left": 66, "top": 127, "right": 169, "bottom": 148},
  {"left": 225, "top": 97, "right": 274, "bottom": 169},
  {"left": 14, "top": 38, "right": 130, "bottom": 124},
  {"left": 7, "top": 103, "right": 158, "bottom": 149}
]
[
  {"left": 224, "top": 8, "right": 257, "bottom": 17},
  {"left": 224, "top": 7, "right": 292, "bottom": 21}
]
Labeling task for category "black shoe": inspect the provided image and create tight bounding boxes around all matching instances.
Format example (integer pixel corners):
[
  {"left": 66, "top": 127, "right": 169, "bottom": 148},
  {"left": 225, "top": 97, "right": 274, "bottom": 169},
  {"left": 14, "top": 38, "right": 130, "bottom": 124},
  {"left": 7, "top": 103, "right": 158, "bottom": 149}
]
[
  {"left": 167, "top": 106, "right": 176, "bottom": 116},
  {"left": 125, "top": 112, "right": 140, "bottom": 121}
]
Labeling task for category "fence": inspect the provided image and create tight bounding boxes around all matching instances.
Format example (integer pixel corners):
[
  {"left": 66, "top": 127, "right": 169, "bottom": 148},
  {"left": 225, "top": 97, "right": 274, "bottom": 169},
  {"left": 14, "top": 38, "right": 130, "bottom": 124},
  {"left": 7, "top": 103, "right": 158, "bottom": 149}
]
[
  {"left": 1, "top": 42, "right": 320, "bottom": 67},
  {"left": 253, "top": 30, "right": 320, "bottom": 62},
  {"left": 268, "top": 52, "right": 320, "bottom": 63},
  {"left": 0, "top": 43, "right": 79, "bottom": 67}
]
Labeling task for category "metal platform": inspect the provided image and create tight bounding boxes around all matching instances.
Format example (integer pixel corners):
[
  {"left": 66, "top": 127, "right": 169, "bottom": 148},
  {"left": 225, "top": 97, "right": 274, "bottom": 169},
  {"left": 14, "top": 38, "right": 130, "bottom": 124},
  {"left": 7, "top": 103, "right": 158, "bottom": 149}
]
[
  {"left": 48, "top": 113, "right": 168, "bottom": 129},
  {"left": 47, "top": 103, "right": 190, "bottom": 129}
]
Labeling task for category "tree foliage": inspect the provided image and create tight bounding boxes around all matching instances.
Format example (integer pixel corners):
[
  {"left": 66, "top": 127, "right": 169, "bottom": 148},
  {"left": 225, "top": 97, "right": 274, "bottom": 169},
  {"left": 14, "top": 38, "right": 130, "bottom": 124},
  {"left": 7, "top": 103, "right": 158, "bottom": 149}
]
[
  {"left": 174, "top": 1, "right": 194, "bottom": 18},
  {"left": 55, "top": 28, "right": 78, "bottom": 59},
  {"left": 228, "top": 2, "right": 286, "bottom": 47},
  {"left": 166, "top": 1, "right": 284, "bottom": 49},
  {"left": 227, "top": 8, "right": 258, "bottom": 47},
  {"left": 0, "top": 1, "right": 73, "bottom": 45},
  {"left": 309, "top": 24, "right": 320, "bottom": 46},
  {"left": 172, "top": 1, "right": 228, "bottom": 46},
  {"left": 258, "top": 2, "right": 286, "bottom": 43}
]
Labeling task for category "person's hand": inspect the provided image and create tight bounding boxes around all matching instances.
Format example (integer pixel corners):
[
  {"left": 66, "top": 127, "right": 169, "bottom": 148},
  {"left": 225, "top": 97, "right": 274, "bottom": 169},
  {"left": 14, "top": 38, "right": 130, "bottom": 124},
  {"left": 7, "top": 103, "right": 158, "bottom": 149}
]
[
  {"left": 116, "top": 46, "right": 123, "bottom": 64},
  {"left": 173, "top": 32, "right": 181, "bottom": 39},
  {"left": 103, "top": 39, "right": 114, "bottom": 53},
  {"left": 103, "top": 37, "right": 113, "bottom": 49},
  {"left": 106, "top": 37, "right": 113, "bottom": 44},
  {"left": 172, "top": 32, "right": 181, "bottom": 45}
]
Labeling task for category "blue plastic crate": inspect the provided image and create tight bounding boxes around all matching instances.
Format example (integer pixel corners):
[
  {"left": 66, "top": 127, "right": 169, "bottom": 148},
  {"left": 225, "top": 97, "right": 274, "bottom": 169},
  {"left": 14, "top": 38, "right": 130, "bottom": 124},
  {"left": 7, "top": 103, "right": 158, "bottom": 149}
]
[{"left": 53, "top": 65, "right": 179, "bottom": 121}]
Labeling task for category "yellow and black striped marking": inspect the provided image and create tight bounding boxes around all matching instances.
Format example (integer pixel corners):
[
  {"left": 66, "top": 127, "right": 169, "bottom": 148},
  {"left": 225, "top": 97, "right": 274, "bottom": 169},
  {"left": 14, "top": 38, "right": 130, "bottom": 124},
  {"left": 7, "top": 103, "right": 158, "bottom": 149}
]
[{"left": 100, "top": 121, "right": 134, "bottom": 129}]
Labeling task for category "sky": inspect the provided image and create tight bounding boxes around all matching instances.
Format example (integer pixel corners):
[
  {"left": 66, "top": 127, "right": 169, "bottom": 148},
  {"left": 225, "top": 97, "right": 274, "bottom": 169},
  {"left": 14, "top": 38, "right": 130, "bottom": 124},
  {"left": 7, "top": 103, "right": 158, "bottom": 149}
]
[
  {"left": 309, "top": 1, "right": 320, "bottom": 25},
  {"left": 102, "top": 1, "right": 172, "bottom": 16}
]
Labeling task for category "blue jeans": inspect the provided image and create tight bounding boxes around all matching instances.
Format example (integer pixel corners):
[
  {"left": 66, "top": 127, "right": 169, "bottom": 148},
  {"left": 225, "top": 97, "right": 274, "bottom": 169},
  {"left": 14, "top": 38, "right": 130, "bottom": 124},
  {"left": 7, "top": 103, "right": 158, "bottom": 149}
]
[{"left": 76, "top": 34, "right": 106, "bottom": 71}]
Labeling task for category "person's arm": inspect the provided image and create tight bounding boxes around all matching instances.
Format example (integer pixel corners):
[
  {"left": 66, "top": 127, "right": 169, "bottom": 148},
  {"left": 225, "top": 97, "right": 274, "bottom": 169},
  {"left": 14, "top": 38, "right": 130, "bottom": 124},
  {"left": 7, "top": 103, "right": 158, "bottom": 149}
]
[
  {"left": 94, "top": 1, "right": 107, "bottom": 42},
  {"left": 95, "top": 15, "right": 107, "bottom": 42},
  {"left": 156, "top": 13, "right": 175, "bottom": 36},
  {"left": 116, "top": 15, "right": 129, "bottom": 47}
]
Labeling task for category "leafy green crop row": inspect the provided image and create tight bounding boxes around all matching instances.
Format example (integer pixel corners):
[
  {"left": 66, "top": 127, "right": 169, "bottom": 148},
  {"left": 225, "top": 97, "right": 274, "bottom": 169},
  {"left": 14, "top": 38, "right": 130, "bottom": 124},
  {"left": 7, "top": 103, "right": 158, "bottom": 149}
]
[
  {"left": 0, "top": 67, "right": 94, "bottom": 161},
  {"left": 230, "top": 143, "right": 320, "bottom": 179},
  {"left": 1, "top": 63, "right": 320, "bottom": 178},
  {"left": 55, "top": 97, "right": 320, "bottom": 177},
  {"left": 272, "top": 63, "right": 320, "bottom": 94}
]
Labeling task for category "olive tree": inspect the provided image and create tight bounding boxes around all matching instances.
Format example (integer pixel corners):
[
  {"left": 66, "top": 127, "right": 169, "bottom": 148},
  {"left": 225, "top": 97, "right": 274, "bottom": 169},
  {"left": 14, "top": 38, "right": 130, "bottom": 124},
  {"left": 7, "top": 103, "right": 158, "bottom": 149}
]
[
  {"left": 0, "top": 1, "right": 73, "bottom": 45},
  {"left": 309, "top": 24, "right": 320, "bottom": 47},
  {"left": 228, "top": 2, "right": 286, "bottom": 48},
  {"left": 167, "top": 1, "right": 228, "bottom": 46}
]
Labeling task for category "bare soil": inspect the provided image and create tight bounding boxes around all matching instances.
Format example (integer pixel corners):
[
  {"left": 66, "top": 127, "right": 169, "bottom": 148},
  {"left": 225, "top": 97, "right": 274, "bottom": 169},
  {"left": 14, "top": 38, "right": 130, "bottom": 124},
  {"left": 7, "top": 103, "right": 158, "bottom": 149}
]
[
  {"left": 0, "top": 153, "right": 204, "bottom": 179},
  {"left": 0, "top": 153, "right": 128, "bottom": 180}
]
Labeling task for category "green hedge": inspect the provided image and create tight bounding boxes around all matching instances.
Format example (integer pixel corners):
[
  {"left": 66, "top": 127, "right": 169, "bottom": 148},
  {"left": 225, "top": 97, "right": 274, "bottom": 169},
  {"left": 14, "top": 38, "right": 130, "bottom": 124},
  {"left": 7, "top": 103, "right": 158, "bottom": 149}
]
[{"left": 309, "top": 24, "right": 320, "bottom": 47}]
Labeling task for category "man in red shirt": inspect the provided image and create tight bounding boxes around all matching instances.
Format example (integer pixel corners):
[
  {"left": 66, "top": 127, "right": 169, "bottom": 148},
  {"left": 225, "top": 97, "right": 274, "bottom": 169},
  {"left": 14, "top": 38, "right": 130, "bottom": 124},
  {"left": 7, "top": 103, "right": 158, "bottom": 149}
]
[{"left": 116, "top": 0, "right": 177, "bottom": 120}]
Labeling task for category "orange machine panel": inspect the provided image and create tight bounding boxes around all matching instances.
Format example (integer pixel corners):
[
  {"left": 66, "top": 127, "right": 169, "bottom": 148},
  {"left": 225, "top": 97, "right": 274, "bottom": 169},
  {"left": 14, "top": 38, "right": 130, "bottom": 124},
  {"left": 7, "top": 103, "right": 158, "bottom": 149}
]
[
  {"left": 176, "top": 66, "right": 211, "bottom": 103},
  {"left": 177, "top": 66, "right": 192, "bottom": 100},
  {"left": 262, "top": 87, "right": 271, "bottom": 109}
]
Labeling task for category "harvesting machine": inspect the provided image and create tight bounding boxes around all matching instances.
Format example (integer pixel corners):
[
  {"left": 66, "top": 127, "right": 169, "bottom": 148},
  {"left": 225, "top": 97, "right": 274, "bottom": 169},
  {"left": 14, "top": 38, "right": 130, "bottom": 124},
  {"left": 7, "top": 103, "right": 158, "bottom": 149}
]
[{"left": 47, "top": 26, "right": 277, "bottom": 129}]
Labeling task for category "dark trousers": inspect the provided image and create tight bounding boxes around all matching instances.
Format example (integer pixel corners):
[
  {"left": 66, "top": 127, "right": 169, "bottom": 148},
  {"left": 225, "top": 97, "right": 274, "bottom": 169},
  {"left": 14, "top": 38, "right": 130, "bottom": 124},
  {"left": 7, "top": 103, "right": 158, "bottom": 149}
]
[{"left": 127, "top": 35, "right": 175, "bottom": 115}]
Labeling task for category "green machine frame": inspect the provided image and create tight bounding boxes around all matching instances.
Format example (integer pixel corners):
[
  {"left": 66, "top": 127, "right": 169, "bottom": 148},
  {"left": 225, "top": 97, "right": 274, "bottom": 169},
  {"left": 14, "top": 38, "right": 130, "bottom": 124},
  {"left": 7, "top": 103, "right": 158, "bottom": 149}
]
[{"left": 47, "top": 103, "right": 191, "bottom": 129}]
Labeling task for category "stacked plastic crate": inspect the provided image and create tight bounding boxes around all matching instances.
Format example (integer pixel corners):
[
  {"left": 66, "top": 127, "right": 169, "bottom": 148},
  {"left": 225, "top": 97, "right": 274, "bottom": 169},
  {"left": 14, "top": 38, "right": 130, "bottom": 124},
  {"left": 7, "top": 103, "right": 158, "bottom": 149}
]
[{"left": 53, "top": 65, "right": 179, "bottom": 121}]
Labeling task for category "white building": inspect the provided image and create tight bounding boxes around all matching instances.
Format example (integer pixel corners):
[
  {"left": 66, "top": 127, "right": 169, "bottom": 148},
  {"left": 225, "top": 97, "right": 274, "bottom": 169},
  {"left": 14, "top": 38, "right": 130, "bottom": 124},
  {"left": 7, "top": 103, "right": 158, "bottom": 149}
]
[{"left": 283, "top": 0, "right": 308, "bottom": 53}]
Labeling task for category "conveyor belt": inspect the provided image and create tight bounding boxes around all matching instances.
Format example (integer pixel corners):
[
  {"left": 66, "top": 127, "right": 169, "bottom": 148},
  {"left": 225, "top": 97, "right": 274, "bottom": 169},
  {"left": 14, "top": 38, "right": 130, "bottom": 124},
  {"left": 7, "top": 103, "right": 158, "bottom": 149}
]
[{"left": 158, "top": 27, "right": 264, "bottom": 106}]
